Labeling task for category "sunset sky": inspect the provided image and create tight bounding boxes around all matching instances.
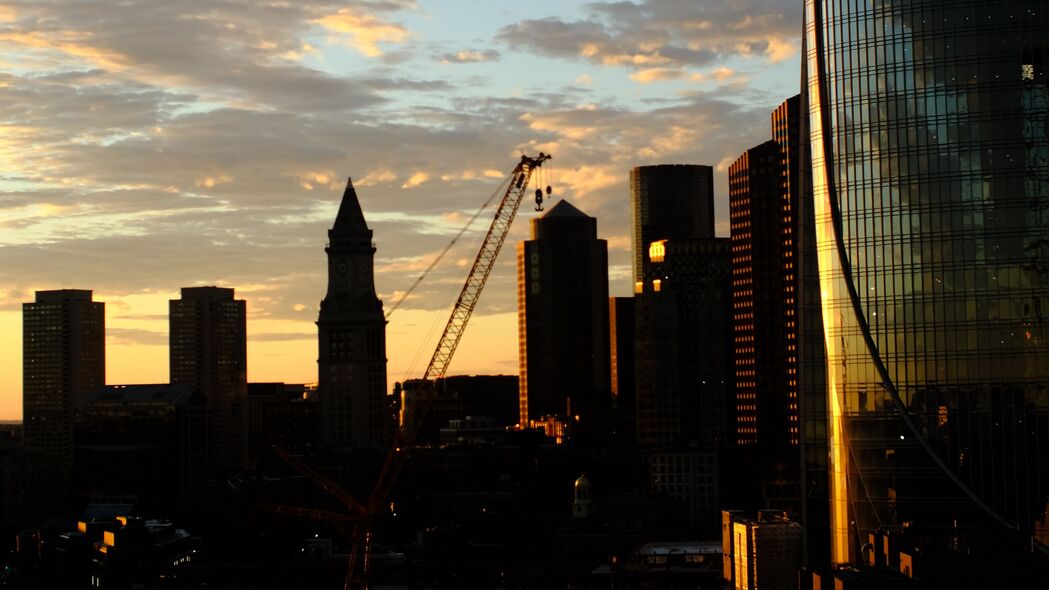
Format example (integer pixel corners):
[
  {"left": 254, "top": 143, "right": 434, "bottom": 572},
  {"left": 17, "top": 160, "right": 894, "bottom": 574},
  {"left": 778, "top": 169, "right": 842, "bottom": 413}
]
[{"left": 0, "top": 0, "right": 802, "bottom": 420}]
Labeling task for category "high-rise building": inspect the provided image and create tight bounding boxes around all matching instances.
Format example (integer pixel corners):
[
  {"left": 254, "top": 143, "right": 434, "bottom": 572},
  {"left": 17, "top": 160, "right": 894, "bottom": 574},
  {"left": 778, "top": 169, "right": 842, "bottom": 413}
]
[
  {"left": 730, "top": 141, "right": 798, "bottom": 450},
  {"left": 630, "top": 165, "right": 715, "bottom": 286},
  {"left": 317, "top": 178, "right": 390, "bottom": 450},
  {"left": 170, "top": 286, "right": 247, "bottom": 474},
  {"left": 636, "top": 238, "right": 732, "bottom": 448},
  {"left": 806, "top": 0, "right": 1049, "bottom": 564},
  {"left": 23, "top": 290, "right": 105, "bottom": 462},
  {"left": 517, "top": 199, "right": 610, "bottom": 435},
  {"left": 635, "top": 237, "right": 732, "bottom": 533}
]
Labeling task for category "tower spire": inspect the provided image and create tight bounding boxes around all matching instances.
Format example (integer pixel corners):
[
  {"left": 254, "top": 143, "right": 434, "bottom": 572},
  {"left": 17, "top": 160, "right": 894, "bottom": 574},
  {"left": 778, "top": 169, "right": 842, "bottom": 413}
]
[{"left": 332, "top": 177, "right": 368, "bottom": 235}]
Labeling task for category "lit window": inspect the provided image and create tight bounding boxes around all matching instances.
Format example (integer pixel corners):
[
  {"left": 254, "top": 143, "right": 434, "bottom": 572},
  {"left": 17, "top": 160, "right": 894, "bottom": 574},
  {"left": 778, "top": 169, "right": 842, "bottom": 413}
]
[
  {"left": 648, "top": 240, "right": 666, "bottom": 263},
  {"left": 634, "top": 281, "right": 644, "bottom": 294},
  {"left": 1023, "top": 64, "right": 1035, "bottom": 80},
  {"left": 652, "top": 279, "right": 662, "bottom": 292}
]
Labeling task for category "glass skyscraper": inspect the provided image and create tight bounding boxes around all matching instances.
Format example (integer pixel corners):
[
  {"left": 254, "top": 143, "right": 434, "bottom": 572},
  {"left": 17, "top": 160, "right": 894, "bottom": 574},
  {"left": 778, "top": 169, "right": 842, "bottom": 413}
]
[{"left": 805, "top": 0, "right": 1049, "bottom": 564}]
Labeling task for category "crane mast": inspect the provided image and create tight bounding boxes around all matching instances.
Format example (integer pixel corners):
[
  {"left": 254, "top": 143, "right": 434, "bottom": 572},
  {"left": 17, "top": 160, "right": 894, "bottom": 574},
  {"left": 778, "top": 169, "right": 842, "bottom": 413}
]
[{"left": 423, "top": 152, "right": 550, "bottom": 380}]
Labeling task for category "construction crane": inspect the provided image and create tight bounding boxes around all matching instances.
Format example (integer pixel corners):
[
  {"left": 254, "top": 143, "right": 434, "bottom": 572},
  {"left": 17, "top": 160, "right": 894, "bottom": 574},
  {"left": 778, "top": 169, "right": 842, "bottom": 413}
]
[{"left": 270, "top": 153, "right": 552, "bottom": 590}]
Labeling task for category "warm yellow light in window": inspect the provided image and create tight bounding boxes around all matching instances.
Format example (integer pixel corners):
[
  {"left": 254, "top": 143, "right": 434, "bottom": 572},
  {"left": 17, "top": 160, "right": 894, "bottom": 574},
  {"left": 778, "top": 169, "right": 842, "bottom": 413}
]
[
  {"left": 649, "top": 240, "right": 666, "bottom": 263},
  {"left": 652, "top": 279, "right": 662, "bottom": 292},
  {"left": 634, "top": 281, "right": 644, "bottom": 294}
]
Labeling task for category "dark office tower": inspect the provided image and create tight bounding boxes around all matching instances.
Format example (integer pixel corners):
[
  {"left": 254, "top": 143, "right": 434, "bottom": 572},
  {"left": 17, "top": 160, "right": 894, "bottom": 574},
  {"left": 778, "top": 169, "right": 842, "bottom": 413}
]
[
  {"left": 635, "top": 237, "right": 732, "bottom": 532},
  {"left": 730, "top": 142, "right": 798, "bottom": 450},
  {"left": 630, "top": 165, "right": 715, "bottom": 286},
  {"left": 517, "top": 200, "right": 610, "bottom": 434},
  {"left": 170, "top": 286, "right": 247, "bottom": 474},
  {"left": 23, "top": 290, "right": 105, "bottom": 461},
  {"left": 317, "top": 178, "right": 389, "bottom": 450},
  {"left": 636, "top": 238, "right": 732, "bottom": 448},
  {"left": 806, "top": 0, "right": 1049, "bottom": 565},
  {"left": 608, "top": 297, "right": 635, "bottom": 412}
]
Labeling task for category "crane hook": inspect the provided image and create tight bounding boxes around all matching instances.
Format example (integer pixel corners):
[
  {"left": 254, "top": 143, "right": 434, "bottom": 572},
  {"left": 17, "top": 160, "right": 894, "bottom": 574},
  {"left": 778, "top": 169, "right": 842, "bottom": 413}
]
[{"left": 535, "top": 188, "right": 544, "bottom": 211}]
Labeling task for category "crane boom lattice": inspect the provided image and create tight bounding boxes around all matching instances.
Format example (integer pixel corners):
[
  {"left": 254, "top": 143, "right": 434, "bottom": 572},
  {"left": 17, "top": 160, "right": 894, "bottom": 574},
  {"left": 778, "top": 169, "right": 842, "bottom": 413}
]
[{"left": 423, "top": 153, "right": 550, "bottom": 380}]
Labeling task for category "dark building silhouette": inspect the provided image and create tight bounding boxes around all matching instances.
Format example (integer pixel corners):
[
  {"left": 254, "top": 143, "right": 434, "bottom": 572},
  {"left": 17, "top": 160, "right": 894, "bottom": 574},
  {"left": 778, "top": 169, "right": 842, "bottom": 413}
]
[
  {"left": 729, "top": 137, "right": 804, "bottom": 518},
  {"left": 317, "top": 178, "right": 390, "bottom": 450},
  {"left": 516, "top": 199, "right": 610, "bottom": 436},
  {"left": 23, "top": 290, "right": 105, "bottom": 463},
  {"left": 170, "top": 286, "right": 247, "bottom": 475},
  {"left": 396, "top": 375, "right": 518, "bottom": 444},
  {"left": 247, "top": 382, "right": 319, "bottom": 460},
  {"left": 630, "top": 164, "right": 715, "bottom": 287},
  {"left": 730, "top": 140, "right": 797, "bottom": 451},
  {"left": 630, "top": 161, "right": 730, "bottom": 534},
  {"left": 635, "top": 238, "right": 732, "bottom": 449},
  {"left": 635, "top": 238, "right": 732, "bottom": 533},
  {"left": 806, "top": 0, "right": 1049, "bottom": 566},
  {"left": 73, "top": 384, "right": 206, "bottom": 517},
  {"left": 608, "top": 297, "right": 636, "bottom": 414}
]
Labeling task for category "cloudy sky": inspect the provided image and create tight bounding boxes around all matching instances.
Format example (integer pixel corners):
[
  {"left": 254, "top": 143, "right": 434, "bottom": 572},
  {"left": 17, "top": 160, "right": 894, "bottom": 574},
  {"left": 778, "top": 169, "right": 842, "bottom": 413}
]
[{"left": 0, "top": 0, "right": 802, "bottom": 419}]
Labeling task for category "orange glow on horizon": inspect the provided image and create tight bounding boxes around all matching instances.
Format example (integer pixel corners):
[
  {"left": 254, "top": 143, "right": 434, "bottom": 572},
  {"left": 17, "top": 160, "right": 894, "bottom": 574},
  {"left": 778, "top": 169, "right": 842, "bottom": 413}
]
[{"left": 0, "top": 300, "right": 518, "bottom": 421}]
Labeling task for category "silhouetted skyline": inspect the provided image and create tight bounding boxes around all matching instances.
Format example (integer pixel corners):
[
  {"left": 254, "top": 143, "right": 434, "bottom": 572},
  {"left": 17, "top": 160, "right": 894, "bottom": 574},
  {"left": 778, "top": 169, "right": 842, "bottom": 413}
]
[{"left": 0, "top": 1, "right": 804, "bottom": 420}]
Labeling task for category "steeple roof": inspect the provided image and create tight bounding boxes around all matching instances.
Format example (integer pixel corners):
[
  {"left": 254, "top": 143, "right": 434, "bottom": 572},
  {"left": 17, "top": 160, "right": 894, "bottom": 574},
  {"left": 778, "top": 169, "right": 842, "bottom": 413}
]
[
  {"left": 332, "top": 177, "right": 369, "bottom": 233},
  {"left": 541, "top": 198, "right": 589, "bottom": 219}
]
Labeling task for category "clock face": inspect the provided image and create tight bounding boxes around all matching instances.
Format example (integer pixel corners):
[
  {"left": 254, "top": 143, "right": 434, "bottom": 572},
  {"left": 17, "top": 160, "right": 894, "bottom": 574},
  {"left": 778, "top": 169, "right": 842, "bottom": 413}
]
[{"left": 334, "top": 259, "right": 349, "bottom": 278}]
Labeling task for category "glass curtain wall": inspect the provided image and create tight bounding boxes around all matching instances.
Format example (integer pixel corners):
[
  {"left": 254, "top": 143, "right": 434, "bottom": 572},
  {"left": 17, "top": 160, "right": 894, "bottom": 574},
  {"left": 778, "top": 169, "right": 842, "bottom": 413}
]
[{"left": 805, "top": 0, "right": 1049, "bottom": 565}]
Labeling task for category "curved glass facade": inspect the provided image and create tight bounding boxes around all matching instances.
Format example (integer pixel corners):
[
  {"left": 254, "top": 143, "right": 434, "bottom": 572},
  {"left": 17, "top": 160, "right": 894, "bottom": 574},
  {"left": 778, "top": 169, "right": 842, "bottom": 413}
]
[{"left": 806, "top": 0, "right": 1049, "bottom": 563}]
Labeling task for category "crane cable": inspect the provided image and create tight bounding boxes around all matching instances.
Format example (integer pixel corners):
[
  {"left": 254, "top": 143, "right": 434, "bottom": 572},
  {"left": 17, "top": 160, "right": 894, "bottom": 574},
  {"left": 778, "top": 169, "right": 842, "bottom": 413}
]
[{"left": 384, "top": 172, "right": 514, "bottom": 320}]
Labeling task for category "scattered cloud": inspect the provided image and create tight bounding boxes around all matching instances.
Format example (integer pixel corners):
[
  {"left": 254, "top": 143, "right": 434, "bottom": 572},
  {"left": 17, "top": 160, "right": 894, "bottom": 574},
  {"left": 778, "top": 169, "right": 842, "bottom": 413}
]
[
  {"left": 401, "top": 171, "right": 430, "bottom": 189},
  {"left": 497, "top": 0, "right": 799, "bottom": 80},
  {"left": 312, "top": 7, "right": 412, "bottom": 57},
  {"left": 437, "top": 49, "right": 500, "bottom": 63}
]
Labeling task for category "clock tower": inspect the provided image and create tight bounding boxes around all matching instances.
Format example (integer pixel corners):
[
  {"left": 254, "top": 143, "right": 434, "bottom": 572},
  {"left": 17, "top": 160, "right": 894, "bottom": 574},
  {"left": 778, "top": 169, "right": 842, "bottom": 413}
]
[{"left": 317, "top": 178, "right": 390, "bottom": 450}]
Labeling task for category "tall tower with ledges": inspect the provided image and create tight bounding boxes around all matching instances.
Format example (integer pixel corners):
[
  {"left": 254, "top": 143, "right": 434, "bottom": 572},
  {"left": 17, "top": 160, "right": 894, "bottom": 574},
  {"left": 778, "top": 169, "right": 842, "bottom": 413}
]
[{"left": 317, "top": 178, "right": 389, "bottom": 450}]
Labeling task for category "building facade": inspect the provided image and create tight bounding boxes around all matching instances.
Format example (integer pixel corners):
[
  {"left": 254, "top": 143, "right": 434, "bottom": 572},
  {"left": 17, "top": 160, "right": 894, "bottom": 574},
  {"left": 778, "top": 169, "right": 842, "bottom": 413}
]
[
  {"left": 630, "top": 165, "right": 715, "bottom": 287},
  {"left": 806, "top": 0, "right": 1049, "bottom": 563},
  {"left": 23, "top": 290, "right": 105, "bottom": 463},
  {"left": 608, "top": 296, "right": 636, "bottom": 415},
  {"left": 74, "top": 383, "right": 207, "bottom": 517},
  {"left": 517, "top": 199, "right": 610, "bottom": 436},
  {"left": 635, "top": 237, "right": 732, "bottom": 534},
  {"left": 317, "top": 178, "right": 390, "bottom": 450},
  {"left": 730, "top": 141, "right": 799, "bottom": 450},
  {"left": 170, "top": 286, "right": 247, "bottom": 474}
]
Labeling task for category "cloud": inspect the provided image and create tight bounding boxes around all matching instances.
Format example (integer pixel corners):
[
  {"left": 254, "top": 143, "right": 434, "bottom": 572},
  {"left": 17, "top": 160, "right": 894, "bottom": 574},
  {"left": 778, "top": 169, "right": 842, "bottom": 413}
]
[
  {"left": 765, "top": 36, "right": 796, "bottom": 63},
  {"left": 313, "top": 7, "right": 411, "bottom": 57},
  {"left": 107, "top": 327, "right": 167, "bottom": 346},
  {"left": 356, "top": 169, "right": 397, "bottom": 187},
  {"left": 629, "top": 67, "right": 685, "bottom": 84},
  {"left": 437, "top": 49, "right": 500, "bottom": 63},
  {"left": 497, "top": 0, "right": 799, "bottom": 78},
  {"left": 400, "top": 171, "right": 429, "bottom": 189}
]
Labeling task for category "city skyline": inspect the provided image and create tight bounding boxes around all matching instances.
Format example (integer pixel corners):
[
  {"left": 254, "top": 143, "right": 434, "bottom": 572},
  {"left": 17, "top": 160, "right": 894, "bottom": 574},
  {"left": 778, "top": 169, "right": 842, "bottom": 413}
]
[{"left": 0, "top": 0, "right": 804, "bottom": 420}]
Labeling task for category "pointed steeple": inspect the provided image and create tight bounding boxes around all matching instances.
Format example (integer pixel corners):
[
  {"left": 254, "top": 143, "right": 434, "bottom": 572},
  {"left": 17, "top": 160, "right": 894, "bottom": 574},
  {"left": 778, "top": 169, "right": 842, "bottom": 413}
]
[{"left": 332, "top": 177, "right": 369, "bottom": 235}]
